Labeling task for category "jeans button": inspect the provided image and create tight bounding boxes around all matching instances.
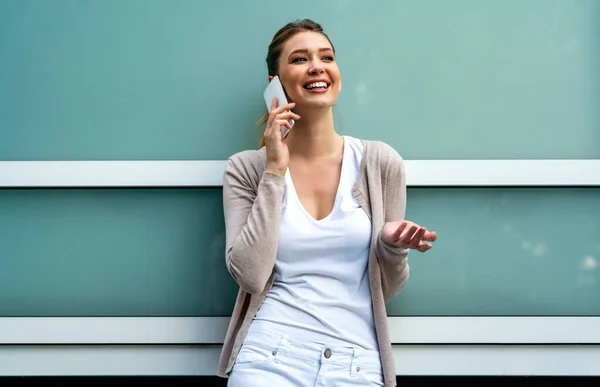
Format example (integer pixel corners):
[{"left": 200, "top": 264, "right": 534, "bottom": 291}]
[{"left": 324, "top": 348, "right": 332, "bottom": 358}]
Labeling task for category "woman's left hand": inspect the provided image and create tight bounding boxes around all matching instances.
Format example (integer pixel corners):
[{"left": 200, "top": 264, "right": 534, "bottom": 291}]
[{"left": 381, "top": 220, "right": 437, "bottom": 252}]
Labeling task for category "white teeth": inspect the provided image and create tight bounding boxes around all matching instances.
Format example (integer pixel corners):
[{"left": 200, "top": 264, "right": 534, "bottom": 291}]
[{"left": 305, "top": 81, "right": 328, "bottom": 89}]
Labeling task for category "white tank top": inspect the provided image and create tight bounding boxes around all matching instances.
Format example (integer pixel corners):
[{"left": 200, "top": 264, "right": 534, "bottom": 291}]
[{"left": 247, "top": 136, "right": 378, "bottom": 351}]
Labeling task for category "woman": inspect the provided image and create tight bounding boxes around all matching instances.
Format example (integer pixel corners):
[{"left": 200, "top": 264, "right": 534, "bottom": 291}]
[{"left": 218, "top": 19, "right": 436, "bottom": 387}]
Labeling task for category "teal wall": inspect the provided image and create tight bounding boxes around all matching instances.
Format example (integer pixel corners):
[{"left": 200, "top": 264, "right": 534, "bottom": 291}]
[
  {"left": 0, "top": 0, "right": 598, "bottom": 317},
  {"left": 1, "top": 188, "right": 598, "bottom": 317},
  {"left": 1, "top": 0, "right": 599, "bottom": 160}
]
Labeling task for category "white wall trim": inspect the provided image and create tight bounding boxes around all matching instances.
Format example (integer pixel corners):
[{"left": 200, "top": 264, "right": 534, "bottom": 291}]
[
  {"left": 1, "top": 317, "right": 599, "bottom": 345},
  {"left": 0, "top": 160, "right": 598, "bottom": 187},
  {"left": 0, "top": 345, "right": 598, "bottom": 376}
]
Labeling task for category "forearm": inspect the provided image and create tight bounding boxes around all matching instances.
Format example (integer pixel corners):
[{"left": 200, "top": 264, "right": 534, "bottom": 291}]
[
  {"left": 376, "top": 229, "right": 410, "bottom": 301},
  {"left": 225, "top": 171, "right": 284, "bottom": 294}
]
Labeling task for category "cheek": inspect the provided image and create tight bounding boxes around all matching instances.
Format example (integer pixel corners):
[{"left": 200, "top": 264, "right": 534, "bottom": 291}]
[
  {"left": 280, "top": 79, "right": 302, "bottom": 101},
  {"left": 283, "top": 81, "right": 301, "bottom": 97},
  {"left": 329, "top": 67, "right": 341, "bottom": 83},
  {"left": 279, "top": 71, "right": 302, "bottom": 91}
]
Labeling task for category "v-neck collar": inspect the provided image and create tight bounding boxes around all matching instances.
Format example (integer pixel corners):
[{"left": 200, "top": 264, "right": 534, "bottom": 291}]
[{"left": 285, "top": 136, "right": 349, "bottom": 223}]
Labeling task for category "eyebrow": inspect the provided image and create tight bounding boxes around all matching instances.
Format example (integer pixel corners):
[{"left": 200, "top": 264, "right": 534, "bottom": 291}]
[{"left": 288, "top": 47, "right": 334, "bottom": 58}]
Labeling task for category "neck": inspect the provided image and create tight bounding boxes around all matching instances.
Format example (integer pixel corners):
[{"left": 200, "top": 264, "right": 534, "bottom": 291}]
[{"left": 285, "top": 107, "right": 341, "bottom": 159}]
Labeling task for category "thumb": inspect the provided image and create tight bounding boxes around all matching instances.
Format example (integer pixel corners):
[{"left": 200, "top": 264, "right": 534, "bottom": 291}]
[
  {"left": 422, "top": 231, "right": 437, "bottom": 242},
  {"left": 390, "top": 221, "right": 407, "bottom": 242}
]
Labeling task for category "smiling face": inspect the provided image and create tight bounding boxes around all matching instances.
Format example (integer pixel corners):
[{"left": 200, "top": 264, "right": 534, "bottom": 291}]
[{"left": 272, "top": 31, "right": 341, "bottom": 111}]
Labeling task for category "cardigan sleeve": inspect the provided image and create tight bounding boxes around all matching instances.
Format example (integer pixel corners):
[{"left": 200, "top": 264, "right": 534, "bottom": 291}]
[
  {"left": 222, "top": 153, "right": 285, "bottom": 295},
  {"left": 375, "top": 146, "right": 410, "bottom": 301}
]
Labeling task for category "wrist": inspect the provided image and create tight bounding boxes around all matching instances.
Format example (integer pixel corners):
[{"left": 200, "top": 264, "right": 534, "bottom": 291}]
[
  {"left": 378, "top": 229, "right": 408, "bottom": 251},
  {"left": 265, "top": 165, "right": 286, "bottom": 176}
]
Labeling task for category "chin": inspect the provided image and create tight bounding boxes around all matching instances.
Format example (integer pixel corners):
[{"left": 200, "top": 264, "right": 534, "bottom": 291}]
[
  {"left": 295, "top": 95, "right": 337, "bottom": 109},
  {"left": 295, "top": 101, "right": 335, "bottom": 111}
]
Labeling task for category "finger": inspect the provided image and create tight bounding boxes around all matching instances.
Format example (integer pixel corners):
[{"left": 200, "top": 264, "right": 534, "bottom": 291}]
[
  {"left": 409, "top": 227, "right": 426, "bottom": 248},
  {"left": 276, "top": 111, "right": 301, "bottom": 121},
  {"left": 268, "top": 103, "right": 296, "bottom": 127},
  {"left": 422, "top": 231, "right": 437, "bottom": 242},
  {"left": 266, "top": 98, "right": 278, "bottom": 127},
  {"left": 263, "top": 124, "right": 271, "bottom": 140},
  {"left": 399, "top": 224, "right": 419, "bottom": 244},
  {"left": 271, "top": 102, "right": 296, "bottom": 115},
  {"left": 416, "top": 243, "right": 433, "bottom": 252},
  {"left": 267, "top": 97, "right": 279, "bottom": 122},
  {"left": 390, "top": 221, "right": 408, "bottom": 242},
  {"left": 267, "top": 112, "right": 275, "bottom": 128},
  {"left": 265, "top": 120, "right": 288, "bottom": 143},
  {"left": 271, "top": 120, "right": 292, "bottom": 133},
  {"left": 271, "top": 96, "right": 278, "bottom": 110}
]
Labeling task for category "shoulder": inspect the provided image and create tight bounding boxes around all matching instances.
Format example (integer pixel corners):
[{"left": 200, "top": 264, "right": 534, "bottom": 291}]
[
  {"left": 224, "top": 147, "right": 267, "bottom": 186},
  {"left": 357, "top": 138, "right": 404, "bottom": 176},
  {"left": 228, "top": 147, "right": 267, "bottom": 168}
]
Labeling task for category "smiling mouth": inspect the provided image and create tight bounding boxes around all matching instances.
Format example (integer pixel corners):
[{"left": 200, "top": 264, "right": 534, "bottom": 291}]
[{"left": 303, "top": 81, "right": 330, "bottom": 90}]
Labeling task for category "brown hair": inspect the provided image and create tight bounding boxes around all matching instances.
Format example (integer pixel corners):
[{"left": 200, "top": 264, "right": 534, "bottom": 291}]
[{"left": 257, "top": 19, "right": 335, "bottom": 147}]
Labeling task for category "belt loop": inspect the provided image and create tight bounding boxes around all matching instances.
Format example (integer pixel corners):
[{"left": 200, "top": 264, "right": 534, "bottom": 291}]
[
  {"left": 350, "top": 347, "right": 357, "bottom": 377},
  {"left": 272, "top": 334, "right": 286, "bottom": 361},
  {"left": 350, "top": 346, "right": 360, "bottom": 376}
]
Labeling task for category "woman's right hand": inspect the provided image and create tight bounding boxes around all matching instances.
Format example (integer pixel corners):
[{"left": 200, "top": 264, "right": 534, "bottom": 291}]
[{"left": 263, "top": 97, "right": 300, "bottom": 176}]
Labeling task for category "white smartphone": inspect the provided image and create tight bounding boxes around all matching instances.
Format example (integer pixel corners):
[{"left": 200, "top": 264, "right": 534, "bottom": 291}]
[{"left": 263, "top": 75, "right": 294, "bottom": 139}]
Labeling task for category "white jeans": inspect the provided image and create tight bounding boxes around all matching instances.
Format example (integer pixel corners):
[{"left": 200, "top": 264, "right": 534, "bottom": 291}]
[{"left": 227, "top": 330, "right": 384, "bottom": 387}]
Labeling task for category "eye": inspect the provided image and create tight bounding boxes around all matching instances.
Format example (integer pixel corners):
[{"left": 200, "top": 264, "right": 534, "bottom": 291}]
[
  {"left": 322, "top": 55, "right": 335, "bottom": 61},
  {"left": 291, "top": 57, "right": 307, "bottom": 63}
]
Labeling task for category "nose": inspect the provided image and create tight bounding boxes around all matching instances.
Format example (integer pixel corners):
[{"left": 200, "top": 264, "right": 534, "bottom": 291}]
[{"left": 308, "top": 64, "right": 325, "bottom": 75}]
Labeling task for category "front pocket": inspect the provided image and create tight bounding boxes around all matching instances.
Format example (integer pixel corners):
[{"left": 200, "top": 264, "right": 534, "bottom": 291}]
[
  {"left": 233, "top": 344, "right": 275, "bottom": 369},
  {"left": 356, "top": 367, "right": 384, "bottom": 386}
]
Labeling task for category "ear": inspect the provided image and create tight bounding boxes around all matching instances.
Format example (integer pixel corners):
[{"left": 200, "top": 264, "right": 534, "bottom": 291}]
[
  {"left": 338, "top": 79, "right": 342, "bottom": 92},
  {"left": 268, "top": 75, "right": 274, "bottom": 83}
]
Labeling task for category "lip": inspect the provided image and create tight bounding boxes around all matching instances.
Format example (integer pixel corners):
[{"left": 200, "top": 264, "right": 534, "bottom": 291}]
[{"left": 303, "top": 78, "right": 331, "bottom": 93}]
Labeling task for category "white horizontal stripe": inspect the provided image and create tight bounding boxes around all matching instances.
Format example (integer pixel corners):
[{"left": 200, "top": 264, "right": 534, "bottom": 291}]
[
  {"left": 0, "top": 345, "right": 598, "bottom": 376},
  {"left": 0, "top": 161, "right": 226, "bottom": 188},
  {"left": 394, "top": 345, "right": 600, "bottom": 376},
  {"left": 387, "top": 316, "right": 600, "bottom": 344},
  {"left": 406, "top": 159, "right": 599, "bottom": 186},
  {"left": 1, "top": 317, "right": 599, "bottom": 344},
  {"left": 0, "top": 160, "right": 598, "bottom": 187},
  {"left": 0, "top": 317, "right": 229, "bottom": 344},
  {"left": 0, "top": 345, "right": 221, "bottom": 376}
]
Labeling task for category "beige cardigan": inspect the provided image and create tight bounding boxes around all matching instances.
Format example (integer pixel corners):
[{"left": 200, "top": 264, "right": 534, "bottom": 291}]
[{"left": 218, "top": 139, "right": 410, "bottom": 387}]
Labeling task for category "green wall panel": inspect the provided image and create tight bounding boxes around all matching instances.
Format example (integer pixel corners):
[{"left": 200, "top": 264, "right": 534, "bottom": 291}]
[
  {"left": 391, "top": 188, "right": 600, "bottom": 316},
  {"left": 1, "top": 188, "right": 598, "bottom": 317},
  {"left": 1, "top": 0, "right": 598, "bottom": 161},
  {"left": 0, "top": 189, "right": 236, "bottom": 316}
]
